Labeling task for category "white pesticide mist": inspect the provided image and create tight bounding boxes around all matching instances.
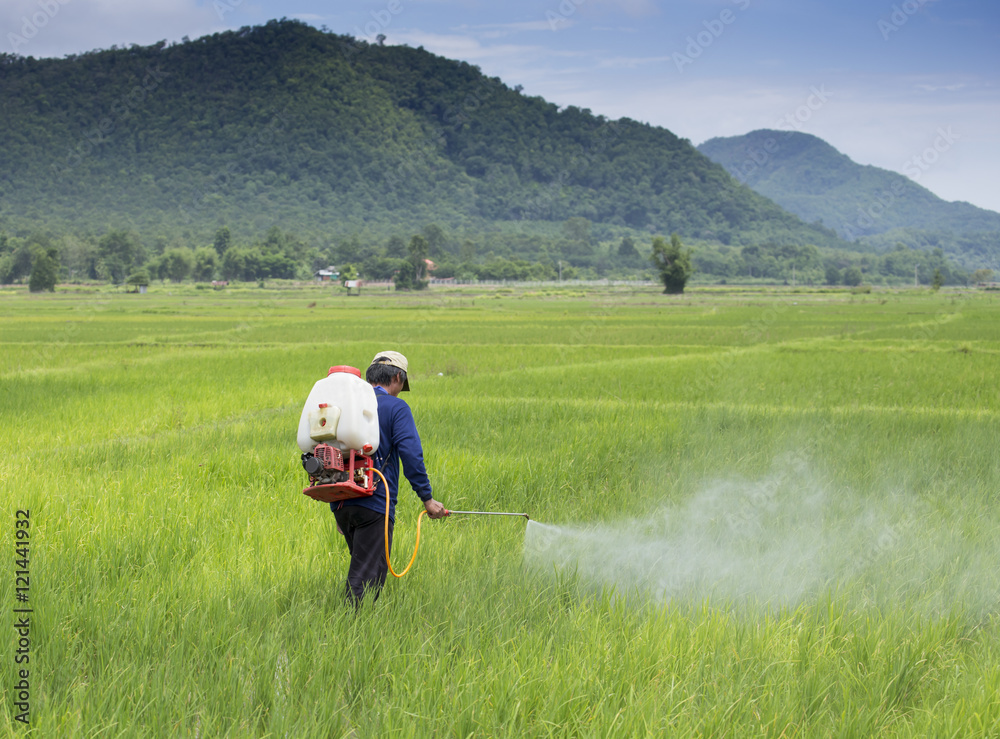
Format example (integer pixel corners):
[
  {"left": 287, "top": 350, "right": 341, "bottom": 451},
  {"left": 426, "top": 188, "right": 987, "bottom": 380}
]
[{"left": 523, "top": 456, "right": 1000, "bottom": 614}]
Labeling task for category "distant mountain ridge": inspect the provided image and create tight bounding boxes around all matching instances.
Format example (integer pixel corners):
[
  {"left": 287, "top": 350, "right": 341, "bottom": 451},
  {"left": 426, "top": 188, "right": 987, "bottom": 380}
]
[
  {"left": 698, "top": 130, "right": 1000, "bottom": 268},
  {"left": 0, "top": 19, "right": 845, "bottom": 254}
]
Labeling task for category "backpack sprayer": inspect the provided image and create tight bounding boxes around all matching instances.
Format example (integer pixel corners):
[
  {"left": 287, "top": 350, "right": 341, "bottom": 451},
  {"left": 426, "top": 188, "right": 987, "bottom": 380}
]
[{"left": 297, "top": 365, "right": 528, "bottom": 577}]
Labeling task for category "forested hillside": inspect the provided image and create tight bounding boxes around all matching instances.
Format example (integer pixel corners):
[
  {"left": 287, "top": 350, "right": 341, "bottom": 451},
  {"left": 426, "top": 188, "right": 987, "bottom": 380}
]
[
  {"left": 698, "top": 130, "right": 1000, "bottom": 269},
  {"left": 1, "top": 19, "right": 843, "bottom": 249}
]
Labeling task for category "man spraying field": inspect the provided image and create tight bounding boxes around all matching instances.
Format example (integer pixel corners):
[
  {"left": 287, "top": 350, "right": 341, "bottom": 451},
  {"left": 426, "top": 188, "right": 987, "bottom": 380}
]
[{"left": 331, "top": 351, "right": 448, "bottom": 605}]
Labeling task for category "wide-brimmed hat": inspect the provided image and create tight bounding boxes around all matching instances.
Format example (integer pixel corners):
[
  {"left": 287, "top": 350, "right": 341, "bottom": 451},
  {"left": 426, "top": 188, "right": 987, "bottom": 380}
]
[{"left": 370, "top": 350, "right": 410, "bottom": 391}]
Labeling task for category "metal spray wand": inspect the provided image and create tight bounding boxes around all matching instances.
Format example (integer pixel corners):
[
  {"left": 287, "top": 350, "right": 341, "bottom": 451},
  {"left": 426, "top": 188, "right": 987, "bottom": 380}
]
[{"left": 445, "top": 510, "right": 530, "bottom": 520}]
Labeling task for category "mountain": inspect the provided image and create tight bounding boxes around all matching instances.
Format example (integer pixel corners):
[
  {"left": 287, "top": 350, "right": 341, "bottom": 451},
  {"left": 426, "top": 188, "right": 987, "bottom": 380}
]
[
  {"left": 698, "top": 130, "right": 1000, "bottom": 268},
  {"left": 0, "top": 19, "right": 845, "bottom": 256}
]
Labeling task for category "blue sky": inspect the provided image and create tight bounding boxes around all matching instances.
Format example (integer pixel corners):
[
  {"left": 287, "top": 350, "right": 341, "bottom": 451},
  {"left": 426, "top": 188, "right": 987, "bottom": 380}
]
[{"left": 5, "top": 0, "right": 999, "bottom": 211}]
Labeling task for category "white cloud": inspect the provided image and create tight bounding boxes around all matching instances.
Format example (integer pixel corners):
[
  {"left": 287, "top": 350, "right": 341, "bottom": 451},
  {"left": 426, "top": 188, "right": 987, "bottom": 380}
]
[
  {"left": 915, "top": 83, "right": 966, "bottom": 93},
  {"left": 589, "top": 0, "right": 658, "bottom": 17},
  {"left": 596, "top": 55, "right": 671, "bottom": 68},
  {"left": 452, "top": 21, "right": 560, "bottom": 35},
  {"left": 288, "top": 13, "right": 327, "bottom": 23},
  {"left": 3, "top": 0, "right": 225, "bottom": 57},
  {"left": 390, "top": 29, "right": 549, "bottom": 65}
]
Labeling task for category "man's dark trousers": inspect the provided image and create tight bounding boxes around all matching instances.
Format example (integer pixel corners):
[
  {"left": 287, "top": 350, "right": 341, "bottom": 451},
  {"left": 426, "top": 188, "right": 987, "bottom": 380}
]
[{"left": 334, "top": 506, "right": 394, "bottom": 606}]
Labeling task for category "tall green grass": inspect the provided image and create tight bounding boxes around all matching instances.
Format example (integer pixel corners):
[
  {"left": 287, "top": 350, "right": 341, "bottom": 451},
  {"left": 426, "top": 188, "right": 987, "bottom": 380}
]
[{"left": 1, "top": 284, "right": 999, "bottom": 736}]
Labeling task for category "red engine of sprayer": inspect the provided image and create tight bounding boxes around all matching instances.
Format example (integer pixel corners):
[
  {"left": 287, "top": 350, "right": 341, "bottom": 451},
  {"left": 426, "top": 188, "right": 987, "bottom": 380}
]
[{"left": 302, "top": 443, "right": 376, "bottom": 503}]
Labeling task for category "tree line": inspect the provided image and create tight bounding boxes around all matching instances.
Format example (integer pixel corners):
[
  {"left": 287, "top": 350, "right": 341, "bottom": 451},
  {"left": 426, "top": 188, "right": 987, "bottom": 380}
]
[{"left": 3, "top": 220, "right": 975, "bottom": 294}]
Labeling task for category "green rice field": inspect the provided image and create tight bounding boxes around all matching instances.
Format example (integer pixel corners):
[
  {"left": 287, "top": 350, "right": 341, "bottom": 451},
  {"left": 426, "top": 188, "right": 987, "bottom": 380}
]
[{"left": 2, "top": 282, "right": 1000, "bottom": 736}]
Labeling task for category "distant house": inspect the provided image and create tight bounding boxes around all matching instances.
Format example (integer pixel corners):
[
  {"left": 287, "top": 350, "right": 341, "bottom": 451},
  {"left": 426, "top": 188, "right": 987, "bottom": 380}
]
[{"left": 315, "top": 267, "right": 339, "bottom": 282}]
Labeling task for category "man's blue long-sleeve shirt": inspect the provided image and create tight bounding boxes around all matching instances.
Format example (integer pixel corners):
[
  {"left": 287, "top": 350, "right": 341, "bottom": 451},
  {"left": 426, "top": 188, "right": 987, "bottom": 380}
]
[{"left": 332, "top": 386, "right": 432, "bottom": 521}]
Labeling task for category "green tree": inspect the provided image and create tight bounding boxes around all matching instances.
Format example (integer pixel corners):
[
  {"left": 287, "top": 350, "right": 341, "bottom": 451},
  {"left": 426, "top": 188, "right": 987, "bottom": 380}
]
[
  {"left": 193, "top": 247, "right": 219, "bottom": 281},
  {"left": 60, "top": 235, "right": 99, "bottom": 281},
  {"left": 385, "top": 235, "right": 408, "bottom": 259},
  {"left": 394, "top": 266, "right": 414, "bottom": 290},
  {"left": 972, "top": 268, "right": 994, "bottom": 285},
  {"left": 421, "top": 223, "right": 447, "bottom": 257},
  {"left": 2, "top": 237, "right": 36, "bottom": 283},
  {"left": 363, "top": 256, "right": 406, "bottom": 280},
  {"left": 339, "top": 264, "right": 358, "bottom": 286},
  {"left": 221, "top": 249, "right": 247, "bottom": 281},
  {"left": 145, "top": 255, "right": 167, "bottom": 282},
  {"left": 410, "top": 236, "right": 429, "bottom": 281},
  {"left": 650, "top": 234, "right": 693, "bottom": 294},
  {"left": 97, "top": 230, "right": 140, "bottom": 284},
  {"left": 162, "top": 248, "right": 195, "bottom": 282},
  {"left": 28, "top": 247, "right": 59, "bottom": 292},
  {"left": 843, "top": 266, "right": 863, "bottom": 287},
  {"left": 825, "top": 264, "right": 842, "bottom": 286},
  {"left": 126, "top": 268, "right": 150, "bottom": 288},
  {"left": 931, "top": 268, "right": 944, "bottom": 291},
  {"left": 230, "top": 248, "right": 264, "bottom": 281},
  {"left": 213, "top": 227, "right": 232, "bottom": 256},
  {"left": 618, "top": 235, "right": 639, "bottom": 259},
  {"left": 0, "top": 253, "right": 12, "bottom": 284},
  {"left": 260, "top": 251, "right": 297, "bottom": 279},
  {"left": 395, "top": 234, "right": 429, "bottom": 290}
]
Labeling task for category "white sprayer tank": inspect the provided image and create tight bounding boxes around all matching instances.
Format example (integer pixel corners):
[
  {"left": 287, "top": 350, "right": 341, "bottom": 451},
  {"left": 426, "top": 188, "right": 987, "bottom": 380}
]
[{"left": 296, "top": 366, "right": 380, "bottom": 455}]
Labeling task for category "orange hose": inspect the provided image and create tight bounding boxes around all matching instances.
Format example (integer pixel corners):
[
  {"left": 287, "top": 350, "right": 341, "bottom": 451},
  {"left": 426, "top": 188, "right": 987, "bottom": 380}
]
[{"left": 370, "top": 466, "right": 426, "bottom": 578}]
